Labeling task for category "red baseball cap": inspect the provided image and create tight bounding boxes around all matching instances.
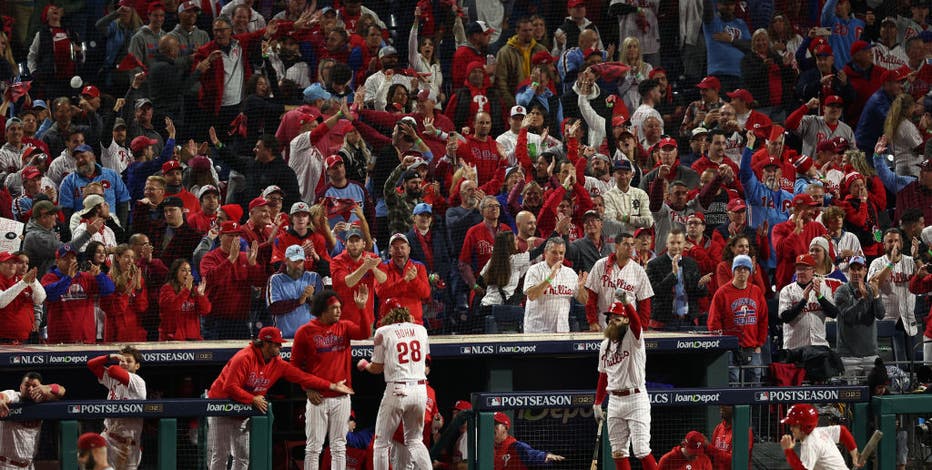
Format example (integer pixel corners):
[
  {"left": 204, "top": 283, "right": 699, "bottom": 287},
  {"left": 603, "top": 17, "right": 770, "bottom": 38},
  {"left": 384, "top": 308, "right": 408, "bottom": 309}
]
[
  {"left": 726, "top": 88, "right": 754, "bottom": 103},
  {"left": 634, "top": 227, "right": 652, "bottom": 239},
  {"left": 568, "top": 0, "right": 585, "bottom": 7},
  {"left": 0, "top": 252, "right": 18, "bottom": 263},
  {"left": 696, "top": 76, "right": 721, "bottom": 90},
  {"left": 257, "top": 326, "right": 285, "bottom": 344},
  {"left": 683, "top": 431, "right": 707, "bottom": 455},
  {"left": 795, "top": 254, "right": 817, "bottom": 267},
  {"left": 325, "top": 154, "right": 344, "bottom": 167},
  {"left": 80, "top": 85, "right": 100, "bottom": 98},
  {"left": 792, "top": 193, "right": 819, "bottom": 207},
  {"left": 612, "top": 115, "right": 628, "bottom": 128},
  {"left": 532, "top": 50, "right": 554, "bottom": 65},
  {"left": 454, "top": 400, "right": 473, "bottom": 411},
  {"left": 658, "top": 137, "right": 678, "bottom": 149},
  {"left": 161, "top": 160, "right": 182, "bottom": 174},
  {"left": 383, "top": 297, "right": 405, "bottom": 310},
  {"left": 816, "top": 139, "right": 837, "bottom": 153},
  {"left": 687, "top": 212, "right": 705, "bottom": 223},
  {"left": 248, "top": 197, "right": 268, "bottom": 212},
  {"left": 78, "top": 433, "right": 107, "bottom": 451},
  {"left": 883, "top": 66, "right": 910, "bottom": 82},
  {"left": 603, "top": 301, "right": 631, "bottom": 318},
  {"left": 148, "top": 2, "right": 166, "bottom": 15},
  {"left": 824, "top": 95, "right": 844, "bottom": 107},
  {"left": 850, "top": 40, "right": 872, "bottom": 55},
  {"left": 130, "top": 136, "right": 158, "bottom": 153},
  {"left": 726, "top": 199, "right": 747, "bottom": 212},
  {"left": 813, "top": 44, "right": 833, "bottom": 57},
  {"left": 219, "top": 221, "right": 242, "bottom": 235},
  {"left": 22, "top": 166, "right": 42, "bottom": 180},
  {"left": 768, "top": 125, "right": 785, "bottom": 142},
  {"left": 494, "top": 412, "right": 511, "bottom": 428}
]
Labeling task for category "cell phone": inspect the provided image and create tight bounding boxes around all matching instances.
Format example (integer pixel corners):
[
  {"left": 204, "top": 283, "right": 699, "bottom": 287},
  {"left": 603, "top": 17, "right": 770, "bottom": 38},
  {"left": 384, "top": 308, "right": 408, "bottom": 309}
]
[{"left": 486, "top": 54, "right": 496, "bottom": 65}]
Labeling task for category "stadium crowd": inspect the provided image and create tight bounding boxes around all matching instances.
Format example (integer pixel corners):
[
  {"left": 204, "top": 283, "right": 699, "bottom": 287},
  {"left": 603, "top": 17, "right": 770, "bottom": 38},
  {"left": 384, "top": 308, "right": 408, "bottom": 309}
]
[{"left": 0, "top": 0, "right": 932, "bottom": 382}]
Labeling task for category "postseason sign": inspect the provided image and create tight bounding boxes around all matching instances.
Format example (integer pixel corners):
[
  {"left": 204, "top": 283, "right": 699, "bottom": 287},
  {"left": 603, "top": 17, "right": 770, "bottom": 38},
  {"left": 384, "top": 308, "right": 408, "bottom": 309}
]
[
  {"left": 2, "top": 399, "right": 263, "bottom": 421},
  {"left": 474, "top": 386, "right": 869, "bottom": 410}
]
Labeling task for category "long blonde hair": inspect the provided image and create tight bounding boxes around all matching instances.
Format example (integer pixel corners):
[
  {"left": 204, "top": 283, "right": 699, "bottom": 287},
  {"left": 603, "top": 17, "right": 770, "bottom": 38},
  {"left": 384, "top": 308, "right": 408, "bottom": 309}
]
[
  {"left": 619, "top": 37, "right": 645, "bottom": 73},
  {"left": 0, "top": 32, "right": 20, "bottom": 77},
  {"left": 309, "top": 203, "right": 336, "bottom": 249},
  {"left": 883, "top": 93, "right": 914, "bottom": 143}
]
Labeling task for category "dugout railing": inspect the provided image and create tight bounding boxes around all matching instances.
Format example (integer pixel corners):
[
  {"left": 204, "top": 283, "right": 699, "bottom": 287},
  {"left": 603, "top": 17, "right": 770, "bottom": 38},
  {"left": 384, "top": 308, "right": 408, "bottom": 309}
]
[
  {"left": 1, "top": 399, "right": 271, "bottom": 470},
  {"left": 470, "top": 387, "right": 871, "bottom": 470}
]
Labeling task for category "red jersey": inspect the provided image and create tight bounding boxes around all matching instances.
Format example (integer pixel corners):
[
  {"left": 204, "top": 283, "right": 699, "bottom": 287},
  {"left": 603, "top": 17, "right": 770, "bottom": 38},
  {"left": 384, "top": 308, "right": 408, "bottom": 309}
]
[
  {"left": 0, "top": 275, "right": 39, "bottom": 342},
  {"left": 158, "top": 284, "right": 212, "bottom": 340},
  {"left": 187, "top": 210, "right": 218, "bottom": 234},
  {"left": 331, "top": 251, "right": 378, "bottom": 328},
  {"left": 707, "top": 421, "right": 754, "bottom": 470},
  {"left": 208, "top": 343, "right": 331, "bottom": 404},
  {"left": 101, "top": 288, "right": 148, "bottom": 342},
  {"left": 459, "top": 222, "right": 511, "bottom": 271},
  {"left": 375, "top": 259, "right": 430, "bottom": 324},
  {"left": 771, "top": 219, "right": 828, "bottom": 289},
  {"left": 456, "top": 136, "right": 505, "bottom": 186},
  {"left": 200, "top": 248, "right": 267, "bottom": 320},
  {"left": 271, "top": 229, "right": 332, "bottom": 269},
  {"left": 166, "top": 188, "right": 200, "bottom": 215},
  {"left": 708, "top": 282, "right": 768, "bottom": 349},
  {"left": 657, "top": 447, "right": 713, "bottom": 470},
  {"left": 291, "top": 319, "right": 368, "bottom": 397}
]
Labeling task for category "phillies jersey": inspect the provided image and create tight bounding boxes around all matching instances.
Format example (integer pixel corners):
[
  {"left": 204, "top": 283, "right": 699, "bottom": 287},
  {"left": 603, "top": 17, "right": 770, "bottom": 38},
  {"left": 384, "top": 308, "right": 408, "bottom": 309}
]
[
  {"left": 585, "top": 256, "right": 654, "bottom": 328},
  {"left": 291, "top": 319, "right": 368, "bottom": 397},
  {"left": 868, "top": 255, "right": 918, "bottom": 336},
  {"left": 708, "top": 282, "right": 768, "bottom": 348},
  {"left": 103, "top": 371, "right": 146, "bottom": 441},
  {"left": 372, "top": 322, "right": 430, "bottom": 383},
  {"left": 0, "top": 390, "right": 42, "bottom": 464},
  {"left": 778, "top": 281, "right": 835, "bottom": 349},
  {"left": 795, "top": 426, "right": 849, "bottom": 470},
  {"left": 598, "top": 330, "right": 646, "bottom": 392}
]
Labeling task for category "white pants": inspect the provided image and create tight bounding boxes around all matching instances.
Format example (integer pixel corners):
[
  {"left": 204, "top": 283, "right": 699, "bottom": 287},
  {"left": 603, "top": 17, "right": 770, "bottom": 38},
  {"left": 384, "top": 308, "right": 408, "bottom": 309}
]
[
  {"left": 372, "top": 382, "right": 432, "bottom": 470},
  {"left": 607, "top": 392, "right": 652, "bottom": 459},
  {"left": 207, "top": 416, "right": 250, "bottom": 470},
  {"left": 103, "top": 430, "right": 141, "bottom": 470},
  {"left": 924, "top": 335, "right": 932, "bottom": 365},
  {"left": 305, "top": 395, "right": 351, "bottom": 470}
]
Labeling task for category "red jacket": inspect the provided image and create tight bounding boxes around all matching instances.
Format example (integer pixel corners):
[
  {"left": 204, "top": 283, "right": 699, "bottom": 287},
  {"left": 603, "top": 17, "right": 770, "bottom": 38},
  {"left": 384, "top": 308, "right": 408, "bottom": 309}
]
[
  {"left": 42, "top": 268, "right": 115, "bottom": 344},
  {"left": 537, "top": 184, "right": 592, "bottom": 242},
  {"left": 187, "top": 210, "right": 218, "bottom": 234},
  {"left": 771, "top": 219, "right": 827, "bottom": 289},
  {"left": 193, "top": 29, "right": 266, "bottom": 114},
  {"left": 200, "top": 247, "right": 267, "bottom": 320},
  {"left": 291, "top": 319, "right": 369, "bottom": 397},
  {"left": 271, "top": 229, "right": 332, "bottom": 269},
  {"left": 375, "top": 259, "right": 430, "bottom": 324},
  {"left": 0, "top": 275, "right": 39, "bottom": 342},
  {"left": 451, "top": 45, "right": 484, "bottom": 95},
  {"left": 331, "top": 251, "right": 378, "bottom": 329},
  {"left": 708, "top": 281, "right": 768, "bottom": 348},
  {"left": 910, "top": 272, "right": 932, "bottom": 338},
  {"left": 158, "top": 283, "right": 212, "bottom": 340},
  {"left": 102, "top": 287, "right": 149, "bottom": 342},
  {"left": 657, "top": 446, "right": 713, "bottom": 470},
  {"left": 208, "top": 343, "right": 331, "bottom": 404},
  {"left": 455, "top": 136, "right": 505, "bottom": 185}
]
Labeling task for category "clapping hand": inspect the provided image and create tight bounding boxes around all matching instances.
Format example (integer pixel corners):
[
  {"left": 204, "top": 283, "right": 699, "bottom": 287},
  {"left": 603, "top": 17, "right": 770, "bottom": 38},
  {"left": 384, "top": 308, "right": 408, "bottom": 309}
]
[
  {"left": 354, "top": 284, "right": 369, "bottom": 308},
  {"left": 404, "top": 265, "right": 418, "bottom": 282}
]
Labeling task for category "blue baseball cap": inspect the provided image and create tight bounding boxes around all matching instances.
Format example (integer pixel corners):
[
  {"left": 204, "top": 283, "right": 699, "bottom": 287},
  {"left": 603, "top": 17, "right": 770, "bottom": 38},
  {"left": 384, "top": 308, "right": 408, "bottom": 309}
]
[
  {"left": 284, "top": 244, "right": 305, "bottom": 261},
  {"left": 32, "top": 99, "right": 49, "bottom": 110},
  {"left": 56, "top": 244, "right": 77, "bottom": 259},
  {"left": 74, "top": 144, "right": 95, "bottom": 154},
  {"left": 732, "top": 255, "right": 753, "bottom": 272},
  {"left": 614, "top": 159, "right": 633, "bottom": 171},
  {"left": 303, "top": 83, "right": 332, "bottom": 103},
  {"left": 848, "top": 255, "right": 867, "bottom": 267},
  {"left": 413, "top": 203, "right": 432, "bottom": 216}
]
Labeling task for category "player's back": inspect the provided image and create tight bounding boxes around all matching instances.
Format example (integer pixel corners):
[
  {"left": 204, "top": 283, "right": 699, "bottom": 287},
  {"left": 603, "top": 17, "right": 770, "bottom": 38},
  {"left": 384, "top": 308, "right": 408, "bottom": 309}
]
[{"left": 373, "top": 322, "right": 430, "bottom": 383}]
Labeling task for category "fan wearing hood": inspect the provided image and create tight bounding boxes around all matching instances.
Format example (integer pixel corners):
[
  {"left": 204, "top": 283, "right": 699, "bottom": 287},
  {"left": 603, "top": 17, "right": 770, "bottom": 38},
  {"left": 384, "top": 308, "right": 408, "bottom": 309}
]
[{"left": 445, "top": 61, "right": 506, "bottom": 136}]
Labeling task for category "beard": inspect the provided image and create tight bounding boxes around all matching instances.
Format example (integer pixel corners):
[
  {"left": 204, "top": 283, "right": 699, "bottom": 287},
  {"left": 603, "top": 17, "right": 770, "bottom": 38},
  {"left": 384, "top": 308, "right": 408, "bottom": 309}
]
[
  {"left": 82, "top": 454, "right": 98, "bottom": 470},
  {"left": 763, "top": 175, "right": 780, "bottom": 190},
  {"left": 406, "top": 187, "right": 423, "bottom": 199},
  {"left": 604, "top": 321, "right": 628, "bottom": 342}
]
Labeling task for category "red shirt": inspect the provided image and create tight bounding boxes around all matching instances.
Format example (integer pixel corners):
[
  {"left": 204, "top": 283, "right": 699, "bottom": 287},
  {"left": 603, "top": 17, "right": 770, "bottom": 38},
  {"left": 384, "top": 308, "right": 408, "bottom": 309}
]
[
  {"left": 271, "top": 229, "right": 332, "bottom": 269},
  {"left": 0, "top": 275, "right": 37, "bottom": 342},
  {"left": 708, "top": 282, "right": 768, "bottom": 348},
  {"left": 200, "top": 248, "right": 267, "bottom": 320},
  {"left": 187, "top": 210, "right": 218, "bottom": 234},
  {"left": 166, "top": 188, "right": 200, "bottom": 215},
  {"left": 291, "top": 319, "right": 368, "bottom": 397},
  {"left": 375, "top": 259, "right": 431, "bottom": 324},
  {"left": 158, "top": 284, "right": 212, "bottom": 340},
  {"left": 42, "top": 269, "right": 109, "bottom": 344},
  {"left": 456, "top": 136, "right": 505, "bottom": 186},
  {"left": 657, "top": 447, "right": 713, "bottom": 470},
  {"left": 331, "top": 251, "right": 378, "bottom": 329},
  {"left": 102, "top": 288, "right": 148, "bottom": 342},
  {"left": 459, "top": 222, "right": 511, "bottom": 271},
  {"left": 208, "top": 343, "right": 331, "bottom": 404}
]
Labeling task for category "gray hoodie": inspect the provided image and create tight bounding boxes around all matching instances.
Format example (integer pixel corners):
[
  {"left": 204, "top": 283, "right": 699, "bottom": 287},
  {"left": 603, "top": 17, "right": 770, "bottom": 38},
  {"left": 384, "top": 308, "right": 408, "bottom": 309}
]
[{"left": 22, "top": 219, "right": 92, "bottom": 275}]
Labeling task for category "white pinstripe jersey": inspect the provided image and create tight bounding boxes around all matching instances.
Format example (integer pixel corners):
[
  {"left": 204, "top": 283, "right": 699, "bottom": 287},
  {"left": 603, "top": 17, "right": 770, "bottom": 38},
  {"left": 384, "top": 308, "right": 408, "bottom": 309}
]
[
  {"left": 372, "top": 323, "right": 430, "bottom": 383},
  {"left": 598, "top": 332, "right": 646, "bottom": 391}
]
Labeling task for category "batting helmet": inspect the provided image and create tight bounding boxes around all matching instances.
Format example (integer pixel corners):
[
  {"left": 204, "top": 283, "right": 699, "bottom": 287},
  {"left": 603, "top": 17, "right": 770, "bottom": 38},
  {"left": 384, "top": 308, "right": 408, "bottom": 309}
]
[
  {"left": 781, "top": 404, "right": 819, "bottom": 434},
  {"left": 602, "top": 301, "right": 630, "bottom": 318}
]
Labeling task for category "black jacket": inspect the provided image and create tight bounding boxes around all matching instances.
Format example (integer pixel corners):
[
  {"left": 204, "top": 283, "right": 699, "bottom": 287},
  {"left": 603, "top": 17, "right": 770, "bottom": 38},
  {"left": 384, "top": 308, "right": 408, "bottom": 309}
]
[
  {"left": 211, "top": 144, "right": 302, "bottom": 211},
  {"left": 645, "top": 253, "right": 705, "bottom": 325},
  {"left": 406, "top": 225, "right": 454, "bottom": 282}
]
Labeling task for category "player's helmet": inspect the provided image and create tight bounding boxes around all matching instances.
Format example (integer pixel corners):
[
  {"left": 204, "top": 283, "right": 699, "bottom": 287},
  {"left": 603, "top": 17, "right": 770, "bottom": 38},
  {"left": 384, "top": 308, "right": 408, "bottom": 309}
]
[
  {"left": 781, "top": 404, "right": 818, "bottom": 434},
  {"left": 604, "top": 301, "right": 629, "bottom": 318}
]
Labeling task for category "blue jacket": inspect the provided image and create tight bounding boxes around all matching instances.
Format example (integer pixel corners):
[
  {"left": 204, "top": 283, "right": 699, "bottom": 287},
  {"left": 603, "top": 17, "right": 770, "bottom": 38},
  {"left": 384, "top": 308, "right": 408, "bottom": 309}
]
[
  {"left": 855, "top": 89, "right": 894, "bottom": 153},
  {"left": 127, "top": 137, "right": 176, "bottom": 201},
  {"left": 821, "top": 0, "right": 865, "bottom": 67},
  {"left": 739, "top": 147, "right": 793, "bottom": 269}
]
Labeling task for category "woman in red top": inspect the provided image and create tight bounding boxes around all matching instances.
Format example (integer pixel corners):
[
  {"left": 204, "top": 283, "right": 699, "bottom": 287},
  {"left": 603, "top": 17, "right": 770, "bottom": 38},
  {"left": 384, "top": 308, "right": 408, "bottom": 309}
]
[
  {"left": 159, "top": 259, "right": 212, "bottom": 340},
  {"left": 714, "top": 235, "right": 769, "bottom": 298},
  {"left": 271, "top": 203, "right": 335, "bottom": 276},
  {"left": 102, "top": 245, "right": 148, "bottom": 342}
]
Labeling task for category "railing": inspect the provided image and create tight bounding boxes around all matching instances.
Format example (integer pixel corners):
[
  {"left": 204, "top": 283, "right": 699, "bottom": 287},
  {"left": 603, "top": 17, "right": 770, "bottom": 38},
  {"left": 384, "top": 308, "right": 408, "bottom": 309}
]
[{"left": 2, "top": 399, "right": 270, "bottom": 470}]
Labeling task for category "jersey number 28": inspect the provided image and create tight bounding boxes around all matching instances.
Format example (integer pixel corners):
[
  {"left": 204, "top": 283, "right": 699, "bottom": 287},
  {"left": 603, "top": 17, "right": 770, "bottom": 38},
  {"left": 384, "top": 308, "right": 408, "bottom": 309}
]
[{"left": 396, "top": 340, "right": 422, "bottom": 364}]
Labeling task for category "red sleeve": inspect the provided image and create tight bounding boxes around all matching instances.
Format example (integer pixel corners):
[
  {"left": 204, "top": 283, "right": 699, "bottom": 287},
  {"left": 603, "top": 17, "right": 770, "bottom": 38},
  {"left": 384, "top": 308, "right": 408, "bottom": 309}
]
[
  {"left": 222, "top": 352, "right": 262, "bottom": 404},
  {"left": 784, "top": 104, "right": 809, "bottom": 131},
  {"left": 838, "top": 426, "right": 856, "bottom": 451},
  {"left": 196, "top": 291, "right": 212, "bottom": 315},
  {"left": 707, "top": 291, "right": 722, "bottom": 332},
  {"left": 626, "top": 302, "right": 643, "bottom": 339},
  {"left": 375, "top": 264, "right": 402, "bottom": 298},
  {"left": 537, "top": 186, "right": 566, "bottom": 236},
  {"left": 88, "top": 355, "right": 109, "bottom": 380},
  {"left": 444, "top": 94, "right": 458, "bottom": 122},
  {"left": 636, "top": 299, "right": 651, "bottom": 330},
  {"left": 783, "top": 448, "right": 807, "bottom": 470},
  {"left": 595, "top": 372, "right": 608, "bottom": 406},
  {"left": 837, "top": 198, "right": 868, "bottom": 228},
  {"left": 715, "top": 262, "right": 733, "bottom": 291},
  {"left": 566, "top": 137, "right": 580, "bottom": 164},
  {"left": 648, "top": 177, "right": 665, "bottom": 212},
  {"left": 278, "top": 359, "right": 332, "bottom": 391},
  {"left": 413, "top": 263, "right": 432, "bottom": 300},
  {"left": 133, "top": 287, "right": 149, "bottom": 315},
  {"left": 586, "top": 288, "right": 600, "bottom": 326},
  {"left": 478, "top": 166, "right": 506, "bottom": 195},
  {"left": 290, "top": 328, "right": 309, "bottom": 370},
  {"left": 106, "top": 365, "right": 131, "bottom": 386},
  {"left": 909, "top": 273, "right": 932, "bottom": 295},
  {"left": 309, "top": 121, "right": 331, "bottom": 145},
  {"left": 515, "top": 129, "right": 532, "bottom": 172}
]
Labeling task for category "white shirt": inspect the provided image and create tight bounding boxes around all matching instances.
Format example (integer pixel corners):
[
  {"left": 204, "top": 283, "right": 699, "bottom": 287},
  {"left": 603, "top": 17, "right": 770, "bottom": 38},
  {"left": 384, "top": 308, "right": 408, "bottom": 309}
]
[
  {"left": 585, "top": 257, "right": 654, "bottom": 328},
  {"left": 288, "top": 131, "right": 326, "bottom": 202},
  {"left": 868, "top": 255, "right": 917, "bottom": 335},
  {"left": 479, "top": 252, "right": 530, "bottom": 306},
  {"left": 523, "top": 261, "right": 578, "bottom": 333},
  {"left": 219, "top": 1, "right": 266, "bottom": 32},
  {"left": 220, "top": 41, "right": 246, "bottom": 106},
  {"left": 46, "top": 149, "right": 76, "bottom": 186},
  {"left": 778, "top": 280, "right": 835, "bottom": 349},
  {"left": 598, "top": 330, "right": 646, "bottom": 391},
  {"left": 0, "top": 143, "right": 26, "bottom": 178},
  {"left": 873, "top": 43, "right": 909, "bottom": 70},
  {"left": 101, "top": 140, "right": 132, "bottom": 175},
  {"left": 602, "top": 185, "right": 653, "bottom": 234},
  {"left": 372, "top": 322, "right": 430, "bottom": 382},
  {"left": 0, "top": 390, "right": 42, "bottom": 463},
  {"left": 828, "top": 231, "right": 862, "bottom": 276},
  {"left": 363, "top": 71, "right": 413, "bottom": 112},
  {"left": 100, "top": 368, "right": 146, "bottom": 441},
  {"left": 798, "top": 426, "right": 849, "bottom": 470}
]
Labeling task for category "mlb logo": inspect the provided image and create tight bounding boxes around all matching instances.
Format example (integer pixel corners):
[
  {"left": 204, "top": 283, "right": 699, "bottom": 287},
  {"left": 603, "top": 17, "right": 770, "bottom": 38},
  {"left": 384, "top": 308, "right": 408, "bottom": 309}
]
[
  {"left": 69, "top": 405, "right": 82, "bottom": 413},
  {"left": 755, "top": 392, "right": 770, "bottom": 401},
  {"left": 490, "top": 397, "right": 502, "bottom": 407},
  {"left": 11, "top": 356, "right": 20, "bottom": 364},
  {"left": 460, "top": 347, "right": 471, "bottom": 354},
  {"left": 574, "top": 343, "right": 586, "bottom": 351}
]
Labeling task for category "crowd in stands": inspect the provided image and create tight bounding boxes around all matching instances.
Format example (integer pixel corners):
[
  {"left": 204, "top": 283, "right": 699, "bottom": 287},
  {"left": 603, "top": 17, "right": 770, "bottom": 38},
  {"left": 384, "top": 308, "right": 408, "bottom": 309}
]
[{"left": 1, "top": 0, "right": 932, "bottom": 380}]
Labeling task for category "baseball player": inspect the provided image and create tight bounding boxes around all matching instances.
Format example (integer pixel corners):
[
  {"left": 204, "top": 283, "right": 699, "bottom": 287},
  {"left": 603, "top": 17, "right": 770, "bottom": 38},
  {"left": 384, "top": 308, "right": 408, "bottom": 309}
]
[
  {"left": 586, "top": 233, "right": 655, "bottom": 330},
  {"left": 77, "top": 432, "right": 111, "bottom": 470},
  {"left": 523, "top": 237, "right": 589, "bottom": 333},
  {"left": 593, "top": 299, "right": 659, "bottom": 470},
  {"left": 0, "top": 372, "right": 66, "bottom": 469},
  {"left": 390, "top": 355, "right": 441, "bottom": 470},
  {"left": 492, "top": 412, "right": 564, "bottom": 468},
  {"left": 87, "top": 346, "right": 147, "bottom": 470},
  {"left": 291, "top": 289, "right": 371, "bottom": 470},
  {"left": 657, "top": 431, "right": 712, "bottom": 470},
  {"left": 780, "top": 404, "right": 860, "bottom": 469},
  {"left": 206, "top": 326, "right": 354, "bottom": 470},
  {"left": 357, "top": 300, "right": 432, "bottom": 470}
]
